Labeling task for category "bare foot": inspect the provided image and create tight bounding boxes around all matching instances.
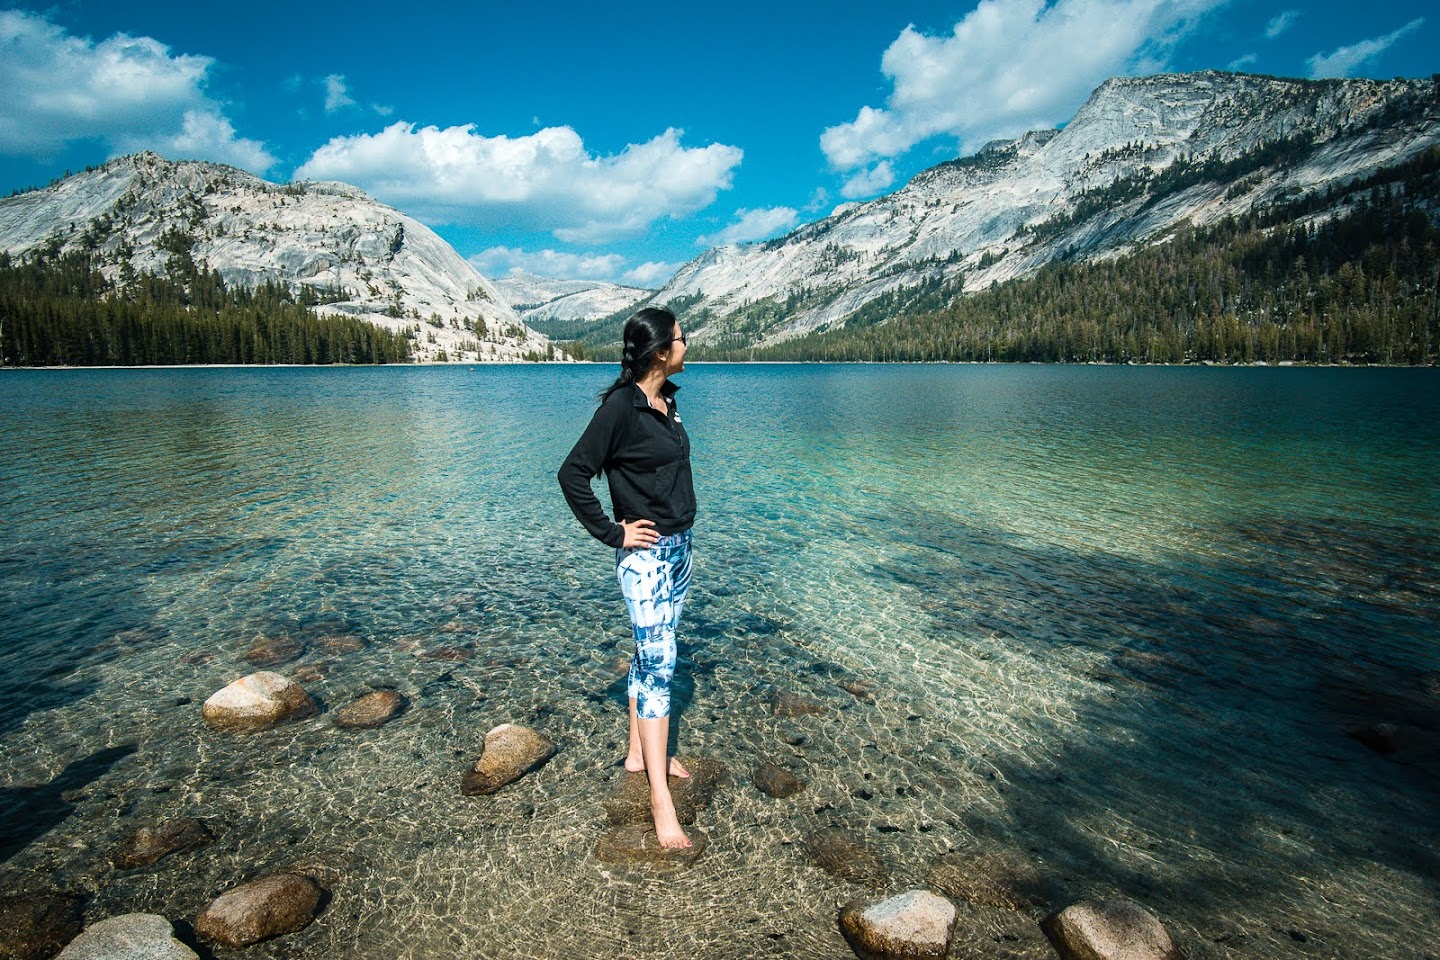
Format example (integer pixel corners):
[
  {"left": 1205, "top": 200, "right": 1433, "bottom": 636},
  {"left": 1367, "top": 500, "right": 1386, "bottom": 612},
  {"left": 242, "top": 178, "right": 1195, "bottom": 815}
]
[
  {"left": 624, "top": 755, "right": 691, "bottom": 778},
  {"left": 650, "top": 798, "right": 692, "bottom": 849}
]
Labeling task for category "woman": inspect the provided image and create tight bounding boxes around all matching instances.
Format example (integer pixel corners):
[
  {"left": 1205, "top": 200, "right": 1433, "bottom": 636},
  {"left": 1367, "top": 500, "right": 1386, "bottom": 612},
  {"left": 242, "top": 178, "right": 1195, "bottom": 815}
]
[{"left": 557, "top": 306, "right": 696, "bottom": 849}]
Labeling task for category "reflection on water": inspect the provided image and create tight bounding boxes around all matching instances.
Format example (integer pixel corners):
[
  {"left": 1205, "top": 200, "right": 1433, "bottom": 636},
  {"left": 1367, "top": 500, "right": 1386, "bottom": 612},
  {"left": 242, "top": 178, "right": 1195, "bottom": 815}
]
[{"left": 1, "top": 364, "right": 1437, "bottom": 959}]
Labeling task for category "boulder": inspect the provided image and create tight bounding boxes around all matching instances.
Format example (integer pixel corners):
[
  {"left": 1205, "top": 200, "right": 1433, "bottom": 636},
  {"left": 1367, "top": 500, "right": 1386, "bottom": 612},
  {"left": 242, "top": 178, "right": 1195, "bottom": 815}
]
[
  {"left": 752, "top": 763, "right": 805, "bottom": 799},
  {"left": 838, "top": 890, "right": 956, "bottom": 960},
  {"left": 1041, "top": 898, "right": 1183, "bottom": 960},
  {"left": 201, "top": 672, "right": 316, "bottom": 731},
  {"left": 460, "top": 724, "right": 556, "bottom": 796},
  {"left": 193, "top": 874, "right": 322, "bottom": 948},
  {"left": 926, "top": 850, "right": 1053, "bottom": 910},
  {"left": 113, "top": 817, "right": 215, "bottom": 869},
  {"left": 593, "top": 824, "right": 707, "bottom": 872},
  {"left": 769, "top": 688, "right": 827, "bottom": 717},
  {"left": 243, "top": 636, "right": 305, "bottom": 667},
  {"left": 57, "top": 913, "right": 197, "bottom": 960},
  {"left": 333, "top": 691, "right": 407, "bottom": 729},
  {"left": 603, "top": 757, "right": 726, "bottom": 825},
  {"left": 804, "top": 829, "right": 888, "bottom": 887},
  {"left": 0, "top": 893, "right": 85, "bottom": 960}
]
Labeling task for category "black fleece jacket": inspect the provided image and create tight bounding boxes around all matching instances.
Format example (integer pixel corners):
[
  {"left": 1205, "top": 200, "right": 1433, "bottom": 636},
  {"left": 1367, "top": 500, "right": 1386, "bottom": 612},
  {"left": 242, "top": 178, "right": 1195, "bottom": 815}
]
[{"left": 557, "top": 380, "right": 696, "bottom": 547}]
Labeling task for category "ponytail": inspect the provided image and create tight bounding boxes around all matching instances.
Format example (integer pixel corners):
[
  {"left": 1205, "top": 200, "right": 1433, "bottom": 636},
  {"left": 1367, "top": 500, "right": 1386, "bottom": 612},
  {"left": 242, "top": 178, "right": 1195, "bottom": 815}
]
[{"left": 600, "top": 307, "right": 677, "bottom": 403}]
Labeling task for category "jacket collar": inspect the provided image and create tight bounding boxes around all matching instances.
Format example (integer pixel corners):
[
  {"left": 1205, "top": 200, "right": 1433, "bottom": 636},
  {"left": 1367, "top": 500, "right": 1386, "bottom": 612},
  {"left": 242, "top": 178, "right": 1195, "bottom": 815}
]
[{"left": 630, "top": 380, "right": 680, "bottom": 408}]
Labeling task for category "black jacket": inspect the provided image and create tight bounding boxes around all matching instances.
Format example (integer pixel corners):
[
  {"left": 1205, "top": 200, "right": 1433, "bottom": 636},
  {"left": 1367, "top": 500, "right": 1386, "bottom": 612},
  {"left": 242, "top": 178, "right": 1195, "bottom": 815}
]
[{"left": 557, "top": 380, "right": 696, "bottom": 547}]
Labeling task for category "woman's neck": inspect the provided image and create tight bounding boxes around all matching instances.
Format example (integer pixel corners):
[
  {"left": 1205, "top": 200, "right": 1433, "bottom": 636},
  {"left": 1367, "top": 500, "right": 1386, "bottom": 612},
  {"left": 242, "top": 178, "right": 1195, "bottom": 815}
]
[{"left": 636, "top": 369, "right": 667, "bottom": 404}]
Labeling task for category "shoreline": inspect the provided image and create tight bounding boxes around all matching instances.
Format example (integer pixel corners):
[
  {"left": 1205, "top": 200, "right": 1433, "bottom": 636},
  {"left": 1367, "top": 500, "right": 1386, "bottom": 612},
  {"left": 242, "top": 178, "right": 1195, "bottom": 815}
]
[{"left": 2, "top": 359, "right": 1437, "bottom": 371}]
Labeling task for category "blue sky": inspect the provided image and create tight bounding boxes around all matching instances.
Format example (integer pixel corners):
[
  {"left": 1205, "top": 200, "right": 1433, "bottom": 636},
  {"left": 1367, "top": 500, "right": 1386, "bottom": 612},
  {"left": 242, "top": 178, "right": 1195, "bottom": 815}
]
[{"left": 1, "top": 1, "right": 1434, "bottom": 286}]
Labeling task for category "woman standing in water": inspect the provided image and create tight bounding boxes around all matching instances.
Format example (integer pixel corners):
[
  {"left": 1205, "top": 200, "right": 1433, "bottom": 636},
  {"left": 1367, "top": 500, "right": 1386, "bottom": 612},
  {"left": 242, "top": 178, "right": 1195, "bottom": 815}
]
[{"left": 557, "top": 306, "right": 696, "bottom": 849}]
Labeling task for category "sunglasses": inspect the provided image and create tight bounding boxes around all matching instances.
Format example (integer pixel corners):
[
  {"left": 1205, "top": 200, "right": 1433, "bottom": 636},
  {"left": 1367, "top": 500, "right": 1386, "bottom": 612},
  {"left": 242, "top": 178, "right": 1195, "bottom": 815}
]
[{"left": 672, "top": 334, "right": 687, "bottom": 345}]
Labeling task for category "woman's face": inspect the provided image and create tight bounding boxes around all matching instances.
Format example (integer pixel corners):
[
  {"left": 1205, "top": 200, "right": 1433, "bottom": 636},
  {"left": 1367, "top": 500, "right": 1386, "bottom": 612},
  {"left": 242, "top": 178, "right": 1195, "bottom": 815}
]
[{"left": 662, "top": 321, "right": 687, "bottom": 375}]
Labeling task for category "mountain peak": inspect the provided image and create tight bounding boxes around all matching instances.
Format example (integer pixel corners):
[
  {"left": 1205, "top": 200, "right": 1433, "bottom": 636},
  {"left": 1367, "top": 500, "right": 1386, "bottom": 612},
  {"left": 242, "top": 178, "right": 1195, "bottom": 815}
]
[
  {"left": 0, "top": 155, "right": 551, "bottom": 362},
  {"left": 657, "top": 70, "right": 1440, "bottom": 348}
]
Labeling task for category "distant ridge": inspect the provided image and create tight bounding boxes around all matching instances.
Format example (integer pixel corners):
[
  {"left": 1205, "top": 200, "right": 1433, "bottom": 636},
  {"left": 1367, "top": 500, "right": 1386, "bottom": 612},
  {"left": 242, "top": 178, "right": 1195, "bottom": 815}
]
[
  {"left": 494, "top": 271, "right": 651, "bottom": 328},
  {"left": 0, "top": 153, "right": 554, "bottom": 362}
]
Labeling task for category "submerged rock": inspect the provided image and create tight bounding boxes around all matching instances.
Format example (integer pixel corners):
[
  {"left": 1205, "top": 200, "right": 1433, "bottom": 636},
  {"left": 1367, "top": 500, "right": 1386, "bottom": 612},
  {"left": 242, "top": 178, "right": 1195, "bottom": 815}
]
[
  {"left": 803, "top": 829, "right": 887, "bottom": 887},
  {"left": 770, "top": 688, "right": 827, "bottom": 717},
  {"left": 194, "top": 873, "right": 322, "bottom": 948},
  {"left": 840, "top": 678, "right": 879, "bottom": 702},
  {"left": 926, "top": 849, "right": 1053, "bottom": 910},
  {"left": 420, "top": 646, "right": 474, "bottom": 662},
  {"left": 243, "top": 636, "right": 306, "bottom": 667},
  {"left": 603, "top": 757, "right": 726, "bottom": 826},
  {"left": 593, "top": 823, "right": 707, "bottom": 871},
  {"left": 57, "top": 913, "right": 197, "bottom": 960},
  {"left": 460, "top": 724, "right": 556, "bottom": 796},
  {"left": 838, "top": 889, "right": 956, "bottom": 960},
  {"left": 0, "top": 893, "right": 85, "bottom": 960},
  {"left": 113, "top": 817, "right": 215, "bottom": 869},
  {"left": 752, "top": 763, "right": 806, "bottom": 799},
  {"left": 291, "top": 662, "right": 333, "bottom": 684},
  {"left": 202, "top": 672, "right": 317, "bottom": 731},
  {"left": 333, "top": 691, "right": 407, "bottom": 729},
  {"left": 1041, "top": 898, "right": 1183, "bottom": 960},
  {"left": 315, "top": 634, "right": 368, "bottom": 654}
]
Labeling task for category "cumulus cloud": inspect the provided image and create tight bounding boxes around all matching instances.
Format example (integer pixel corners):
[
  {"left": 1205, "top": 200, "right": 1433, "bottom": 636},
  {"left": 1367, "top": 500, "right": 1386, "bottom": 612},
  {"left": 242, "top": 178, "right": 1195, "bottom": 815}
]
[
  {"left": 294, "top": 122, "right": 743, "bottom": 242},
  {"left": 1306, "top": 18, "right": 1424, "bottom": 79},
  {"left": 468, "top": 246, "right": 677, "bottom": 287},
  {"left": 840, "top": 160, "right": 895, "bottom": 199},
  {"left": 1264, "top": 9, "right": 1300, "bottom": 39},
  {"left": 623, "top": 261, "right": 680, "bottom": 287},
  {"left": 167, "top": 110, "right": 276, "bottom": 172},
  {"left": 324, "top": 74, "right": 355, "bottom": 114},
  {"left": 470, "top": 246, "right": 628, "bottom": 281},
  {"left": 820, "top": 0, "right": 1227, "bottom": 176},
  {"left": 695, "top": 207, "right": 799, "bottom": 246},
  {"left": 0, "top": 9, "right": 274, "bottom": 170}
]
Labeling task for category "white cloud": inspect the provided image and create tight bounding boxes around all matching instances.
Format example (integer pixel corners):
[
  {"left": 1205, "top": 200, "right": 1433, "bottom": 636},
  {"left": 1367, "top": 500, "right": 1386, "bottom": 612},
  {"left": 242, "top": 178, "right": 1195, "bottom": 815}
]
[
  {"left": 372, "top": 103, "right": 394, "bottom": 117},
  {"left": 840, "top": 160, "right": 895, "bottom": 199},
  {"left": 470, "top": 246, "right": 628, "bottom": 280},
  {"left": 0, "top": 9, "right": 274, "bottom": 171},
  {"left": 1227, "top": 53, "right": 1259, "bottom": 71},
  {"left": 820, "top": 0, "right": 1228, "bottom": 172},
  {"left": 165, "top": 109, "right": 275, "bottom": 172},
  {"left": 295, "top": 122, "right": 743, "bottom": 242},
  {"left": 324, "top": 74, "right": 355, "bottom": 114},
  {"left": 1264, "top": 9, "right": 1300, "bottom": 39},
  {"left": 1306, "top": 18, "right": 1424, "bottom": 79},
  {"left": 623, "top": 261, "right": 680, "bottom": 287},
  {"left": 695, "top": 206, "right": 799, "bottom": 246},
  {"left": 468, "top": 246, "right": 678, "bottom": 287}
]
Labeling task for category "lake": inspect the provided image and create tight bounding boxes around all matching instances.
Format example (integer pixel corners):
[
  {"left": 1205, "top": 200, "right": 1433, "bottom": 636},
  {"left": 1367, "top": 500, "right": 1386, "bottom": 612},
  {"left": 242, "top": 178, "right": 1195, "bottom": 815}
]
[{"left": 1, "top": 363, "right": 1437, "bottom": 959}]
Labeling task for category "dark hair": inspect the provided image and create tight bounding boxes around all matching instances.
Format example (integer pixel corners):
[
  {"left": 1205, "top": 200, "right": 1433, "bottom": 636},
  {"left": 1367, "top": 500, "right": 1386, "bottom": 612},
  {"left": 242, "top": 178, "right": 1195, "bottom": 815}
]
[{"left": 599, "top": 306, "right": 678, "bottom": 403}]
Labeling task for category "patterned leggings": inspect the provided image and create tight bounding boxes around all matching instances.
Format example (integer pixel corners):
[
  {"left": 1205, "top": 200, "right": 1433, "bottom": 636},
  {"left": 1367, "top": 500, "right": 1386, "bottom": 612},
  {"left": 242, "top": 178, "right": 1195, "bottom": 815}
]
[{"left": 616, "top": 530, "right": 693, "bottom": 720}]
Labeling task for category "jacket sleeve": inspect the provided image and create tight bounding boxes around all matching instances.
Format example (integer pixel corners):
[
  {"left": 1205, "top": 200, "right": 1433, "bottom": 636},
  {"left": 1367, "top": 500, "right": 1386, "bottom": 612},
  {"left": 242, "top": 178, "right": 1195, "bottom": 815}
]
[{"left": 557, "top": 399, "right": 627, "bottom": 547}]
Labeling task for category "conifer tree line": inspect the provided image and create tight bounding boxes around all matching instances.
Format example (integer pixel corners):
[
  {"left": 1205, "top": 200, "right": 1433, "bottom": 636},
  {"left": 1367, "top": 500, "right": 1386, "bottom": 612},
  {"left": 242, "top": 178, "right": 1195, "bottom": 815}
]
[
  {"left": 689, "top": 148, "right": 1440, "bottom": 365},
  {"left": 0, "top": 239, "right": 412, "bottom": 366}
]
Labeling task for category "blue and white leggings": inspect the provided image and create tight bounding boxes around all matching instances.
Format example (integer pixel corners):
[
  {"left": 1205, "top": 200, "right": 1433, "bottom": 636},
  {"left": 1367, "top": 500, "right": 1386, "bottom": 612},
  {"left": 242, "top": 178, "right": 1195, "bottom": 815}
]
[{"left": 616, "top": 529, "right": 693, "bottom": 720}]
